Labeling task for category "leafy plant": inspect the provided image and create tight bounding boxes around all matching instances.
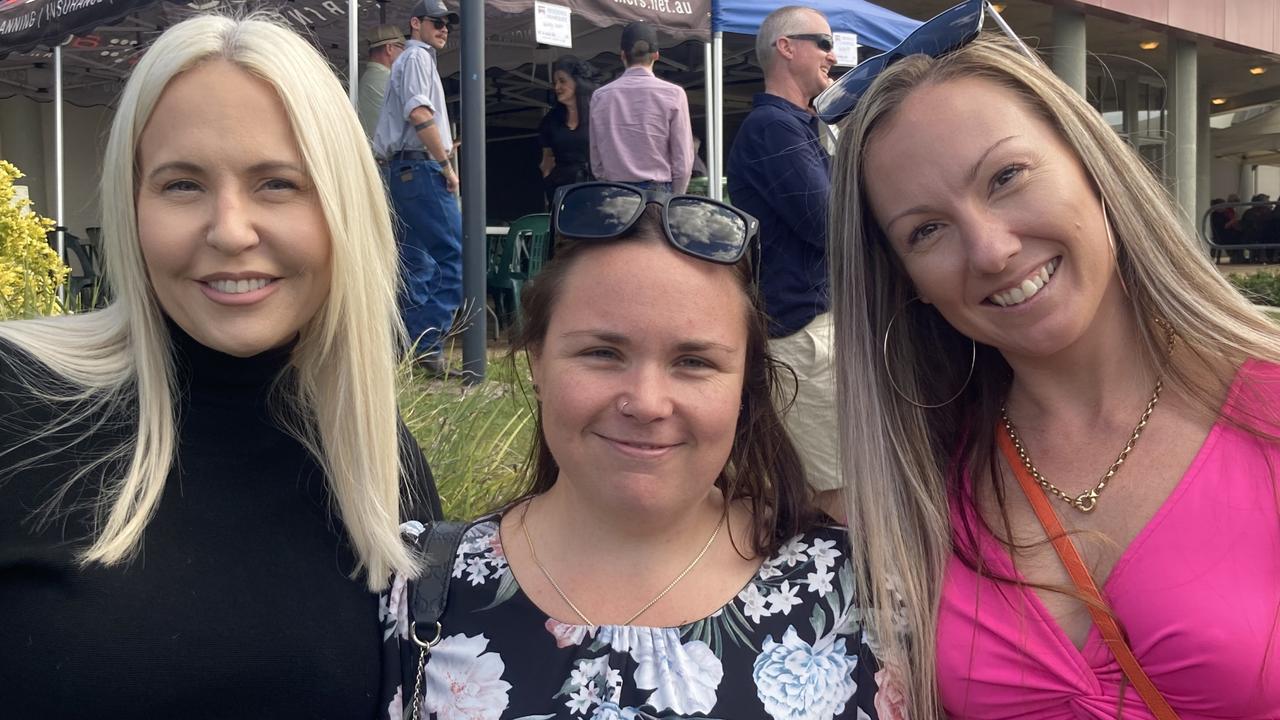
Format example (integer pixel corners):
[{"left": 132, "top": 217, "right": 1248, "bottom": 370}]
[
  {"left": 0, "top": 160, "right": 69, "bottom": 319},
  {"left": 1227, "top": 271, "right": 1280, "bottom": 308},
  {"left": 399, "top": 352, "right": 535, "bottom": 520}
]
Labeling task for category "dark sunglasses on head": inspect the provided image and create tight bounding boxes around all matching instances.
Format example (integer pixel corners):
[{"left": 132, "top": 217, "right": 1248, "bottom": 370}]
[
  {"left": 813, "top": 0, "right": 1038, "bottom": 126},
  {"left": 786, "top": 33, "right": 834, "bottom": 53},
  {"left": 552, "top": 182, "right": 761, "bottom": 283}
]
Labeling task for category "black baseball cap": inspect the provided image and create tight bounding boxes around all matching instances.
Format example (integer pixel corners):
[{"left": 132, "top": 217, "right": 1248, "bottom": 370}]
[
  {"left": 411, "top": 0, "right": 459, "bottom": 24},
  {"left": 621, "top": 22, "right": 659, "bottom": 55}
]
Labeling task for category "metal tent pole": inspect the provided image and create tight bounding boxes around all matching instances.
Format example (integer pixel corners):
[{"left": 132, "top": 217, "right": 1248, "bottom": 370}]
[
  {"left": 54, "top": 44, "right": 66, "bottom": 297},
  {"left": 460, "top": 0, "right": 486, "bottom": 382},
  {"left": 711, "top": 31, "right": 724, "bottom": 200},
  {"left": 704, "top": 40, "right": 714, "bottom": 197},
  {"left": 348, "top": 0, "right": 359, "bottom": 106}
]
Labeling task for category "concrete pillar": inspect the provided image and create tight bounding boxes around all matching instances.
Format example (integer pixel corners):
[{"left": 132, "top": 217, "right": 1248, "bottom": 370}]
[
  {"left": 1240, "top": 160, "right": 1256, "bottom": 200},
  {"left": 1169, "top": 37, "right": 1197, "bottom": 227},
  {"left": 0, "top": 97, "right": 49, "bottom": 214},
  {"left": 1052, "top": 6, "right": 1087, "bottom": 97},
  {"left": 1197, "top": 88, "right": 1210, "bottom": 229},
  {"left": 1123, "top": 74, "right": 1140, "bottom": 147}
]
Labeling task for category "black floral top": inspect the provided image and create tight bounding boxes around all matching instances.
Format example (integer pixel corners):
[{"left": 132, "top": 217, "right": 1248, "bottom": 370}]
[{"left": 381, "top": 518, "right": 903, "bottom": 720}]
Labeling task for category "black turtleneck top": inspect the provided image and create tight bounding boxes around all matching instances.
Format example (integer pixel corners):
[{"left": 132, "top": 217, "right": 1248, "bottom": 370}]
[{"left": 0, "top": 324, "right": 440, "bottom": 719}]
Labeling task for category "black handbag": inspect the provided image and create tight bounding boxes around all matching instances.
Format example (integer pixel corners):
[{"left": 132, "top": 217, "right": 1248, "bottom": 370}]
[{"left": 403, "top": 521, "right": 468, "bottom": 720}]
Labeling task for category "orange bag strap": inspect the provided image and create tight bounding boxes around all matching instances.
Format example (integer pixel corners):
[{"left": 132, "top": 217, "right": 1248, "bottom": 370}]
[{"left": 996, "top": 427, "right": 1181, "bottom": 720}]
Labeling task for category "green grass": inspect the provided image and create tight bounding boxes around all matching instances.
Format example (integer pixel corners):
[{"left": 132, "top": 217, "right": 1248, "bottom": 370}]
[
  {"left": 398, "top": 351, "right": 535, "bottom": 520},
  {"left": 1227, "top": 270, "right": 1280, "bottom": 308}
]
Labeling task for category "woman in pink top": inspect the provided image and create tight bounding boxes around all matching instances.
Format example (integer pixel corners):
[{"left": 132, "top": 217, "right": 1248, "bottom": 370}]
[{"left": 817, "top": 3, "right": 1280, "bottom": 717}]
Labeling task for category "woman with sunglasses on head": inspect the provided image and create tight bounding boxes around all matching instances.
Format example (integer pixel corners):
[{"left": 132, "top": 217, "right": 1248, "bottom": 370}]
[
  {"left": 0, "top": 14, "right": 439, "bottom": 719},
  {"left": 820, "top": 1, "right": 1280, "bottom": 718},
  {"left": 410, "top": 182, "right": 897, "bottom": 719}
]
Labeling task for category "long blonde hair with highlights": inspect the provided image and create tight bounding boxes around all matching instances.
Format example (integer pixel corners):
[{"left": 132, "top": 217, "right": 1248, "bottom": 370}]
[
  {"left": 0, "top": 14, "right": 420, "bottom": 590},
  {"left": 830, "top": 34, "right": 1280, "bottom": 716}
]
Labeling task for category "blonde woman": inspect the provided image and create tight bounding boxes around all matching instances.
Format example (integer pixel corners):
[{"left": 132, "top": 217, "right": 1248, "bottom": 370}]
[
  {"left": 819, "top": 1, "right": 1280, "bottom": 717},
  {"left": 0, "top": 15, "right": 438, "bottom": 718}
]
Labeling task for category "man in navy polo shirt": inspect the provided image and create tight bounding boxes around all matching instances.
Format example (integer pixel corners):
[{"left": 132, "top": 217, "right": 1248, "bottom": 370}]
[{"left": 727, "top": 6, "right": 841, "bottom": 511}]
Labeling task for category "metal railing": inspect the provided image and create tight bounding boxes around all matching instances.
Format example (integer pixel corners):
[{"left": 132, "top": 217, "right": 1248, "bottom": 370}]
[{"left": 1199, "top": 200, "right": 1280, "bottom": 262}]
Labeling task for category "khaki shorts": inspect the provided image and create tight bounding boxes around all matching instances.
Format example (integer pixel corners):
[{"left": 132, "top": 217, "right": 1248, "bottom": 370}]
[{"left": 768, "top": 312, "right": 840, "bottom": 492}]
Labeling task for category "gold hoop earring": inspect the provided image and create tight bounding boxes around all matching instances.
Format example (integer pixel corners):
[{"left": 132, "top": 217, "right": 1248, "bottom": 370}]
[
  {"left": 1102, "top": 199, "right": 1131, "bottom": 298},
  {"left": 882, "top": 297, "right": 976, "bottom": 409}
]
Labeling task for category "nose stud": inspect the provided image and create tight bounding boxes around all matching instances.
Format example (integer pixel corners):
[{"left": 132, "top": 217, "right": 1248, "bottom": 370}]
[{"left": 619, "top": 399, "right": 631, "bottom": 414}]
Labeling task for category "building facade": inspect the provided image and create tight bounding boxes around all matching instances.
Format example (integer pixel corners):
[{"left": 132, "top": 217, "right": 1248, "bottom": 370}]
[{"left": 877, "top": 0, "right": 1280, "bottom": 231}]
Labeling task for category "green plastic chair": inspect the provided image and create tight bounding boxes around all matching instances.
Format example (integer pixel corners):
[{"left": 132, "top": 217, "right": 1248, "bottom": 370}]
[
  {"left": 487, "top": 213, "right": 550, "bottom": 334},
  {"left": 524, "top": 228, "right": 551, "bottom": 280},
  {"left": 51, "top": 229, "right": 108, "bottom": 310}
]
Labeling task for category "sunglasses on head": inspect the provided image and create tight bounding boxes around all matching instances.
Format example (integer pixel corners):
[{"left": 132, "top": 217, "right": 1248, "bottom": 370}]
[
  {"left": 787, "top": 33, "right": 834, "bottom": 53},
  {"left": 552, "top": 182, "right": 761, "bottom": 283},
  {"left": 813, "top": 0, "right": 1039, "bottom": 126}
]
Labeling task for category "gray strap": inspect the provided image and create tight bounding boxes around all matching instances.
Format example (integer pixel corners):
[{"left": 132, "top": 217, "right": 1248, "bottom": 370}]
[{"left": 410, "top": 521, "right": 468, "bottom": 631}]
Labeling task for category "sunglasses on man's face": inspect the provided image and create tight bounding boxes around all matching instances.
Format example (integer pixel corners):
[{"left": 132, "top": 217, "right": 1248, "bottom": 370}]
[
  {"left": 552, "top": 182, "right": 761, "bottom": 284},
  {"left": 813, "top": 0, "right": 1038, "bottom": 126},
  {"left": 425, "top": 17, "right": 452, "bottom": 31},
  {"left": 787, "top": 33, "right": 834, "bottom": 53}
]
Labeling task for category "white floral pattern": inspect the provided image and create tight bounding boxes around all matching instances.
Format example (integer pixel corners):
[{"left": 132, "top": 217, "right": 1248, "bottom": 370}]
[
  {"left": 753, "top": 626, "right": 859, "bottom": 720},
  {"left": 401, "top": 519, "right": 886, "bottom": 720},
  {"left": 422, "top": 633, "right": 512, "bottom": 720},
  {"left": 627, "top": 629, "right": 723, "bottom": 714}
]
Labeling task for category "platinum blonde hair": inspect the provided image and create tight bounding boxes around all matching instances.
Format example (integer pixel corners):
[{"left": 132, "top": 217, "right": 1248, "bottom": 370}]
[
  {"left": 756, "top": 6, "right": 824, "bottom": 74},
  {"left": 0, "top": 13, "right": 419, "bottom": 590},
  {"left": 829, "top": 34, "right": 1280, "bottom": 716}
]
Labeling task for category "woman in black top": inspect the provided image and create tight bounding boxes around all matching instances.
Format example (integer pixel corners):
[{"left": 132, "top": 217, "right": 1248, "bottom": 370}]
[
  {"left": 0, "top": 14, "right": 438, "bottom": 719},
  {"left": 539, "top": 56, "right": 599, "bottom": 208}
]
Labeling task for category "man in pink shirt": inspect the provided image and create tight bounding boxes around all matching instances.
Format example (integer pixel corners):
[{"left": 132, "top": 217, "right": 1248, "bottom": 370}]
[{"left": 589, "top": 22, "right": 694, "bottom": 194}]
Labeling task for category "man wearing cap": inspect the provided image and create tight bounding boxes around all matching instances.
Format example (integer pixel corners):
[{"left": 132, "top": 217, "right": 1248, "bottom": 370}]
[
  {"left": 358, "top": 25, "right": 405, "bottom": 139},
  {"left": 373, "top": 0, "right": 461, "bottom": 371},
  {"left": 727, "top": 7, "right": 841, "bottom": 511},
  {"left": 589, "top": 21, "right": 693, "bottom": 194}
]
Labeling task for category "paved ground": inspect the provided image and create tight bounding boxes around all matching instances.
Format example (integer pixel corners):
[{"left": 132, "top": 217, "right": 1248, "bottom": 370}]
[{"left": 1213, "top": 261, "right": 1279, "bottom": 276}]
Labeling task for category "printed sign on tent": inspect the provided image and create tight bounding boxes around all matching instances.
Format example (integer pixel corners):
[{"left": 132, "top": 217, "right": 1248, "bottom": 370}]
[
  {"left": 833, "top": 31, "right": 859, "bottom": 67},
  {"left": 534, "top": 1, "right": 572, "bottom": 49}
]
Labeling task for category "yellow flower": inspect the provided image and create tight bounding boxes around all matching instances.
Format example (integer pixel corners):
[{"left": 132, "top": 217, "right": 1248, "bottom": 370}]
[{"left": 0, "top": 160, "right": 70, "bottom": 319}]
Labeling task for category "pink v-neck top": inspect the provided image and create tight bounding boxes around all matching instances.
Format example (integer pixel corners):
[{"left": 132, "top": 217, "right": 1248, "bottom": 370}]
[{"left": 938, "top": 360, "right": 1280, "bottom": 719}]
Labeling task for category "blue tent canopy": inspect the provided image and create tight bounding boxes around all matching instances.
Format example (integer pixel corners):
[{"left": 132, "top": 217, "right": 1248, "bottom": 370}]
[{"left": 713, "top": 0, "right": 921, "bottom": 51}]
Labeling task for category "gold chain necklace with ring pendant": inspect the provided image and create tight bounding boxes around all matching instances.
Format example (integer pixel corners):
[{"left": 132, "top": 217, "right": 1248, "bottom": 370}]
[
  {"left": 999, "top": 321, "right": 1176, "bottom": 514},
  {"left": 519, "top": 497, "right": 725, "bottom": 628}
]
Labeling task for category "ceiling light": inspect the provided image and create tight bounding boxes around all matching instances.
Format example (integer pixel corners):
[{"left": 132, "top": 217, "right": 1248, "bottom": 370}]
[
  {"left": 1211, "top": 97, "right": 1228, "bottom": 105},
  {"left": 1250, "top": 66, "right": 1267, "bottom": 75},
  {"left": 1138, "top": 41, "right": 1159, "bottom": 51}
]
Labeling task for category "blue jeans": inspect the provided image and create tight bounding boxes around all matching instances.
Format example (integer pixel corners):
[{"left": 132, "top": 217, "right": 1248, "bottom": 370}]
[
  {"left": 384, "top": 158, "right": 463, "bottom": 354},
  {"left": 630, "top": 180, "right": 673, "bottom": 192}
]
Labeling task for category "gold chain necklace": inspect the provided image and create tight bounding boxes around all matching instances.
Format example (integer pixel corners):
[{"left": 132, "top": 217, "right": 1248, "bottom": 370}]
[
  {"left": 519, "top": 499, "right": 724, "bottom": 628},
  {"left": 1000, "top": 325, "right": 1176, "bottom": 514},
  {"left": 1001, "top": 379, "right": 1161, "bottom": 513}
]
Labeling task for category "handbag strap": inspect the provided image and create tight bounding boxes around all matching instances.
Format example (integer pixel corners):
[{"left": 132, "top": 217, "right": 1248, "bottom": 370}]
[
  {"left": 995, "top": 427, "right": 1181, "bottom": 720},
  {"left": 404, "top": 520, "right": 468, "bottom": 720},
  {"left": 410, "top": 520, "right": 469, "bottom": 632}
]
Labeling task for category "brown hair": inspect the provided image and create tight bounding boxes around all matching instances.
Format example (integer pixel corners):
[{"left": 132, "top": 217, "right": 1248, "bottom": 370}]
[{"left": 508, "top": 207, "right": 821, "bottom": 559}]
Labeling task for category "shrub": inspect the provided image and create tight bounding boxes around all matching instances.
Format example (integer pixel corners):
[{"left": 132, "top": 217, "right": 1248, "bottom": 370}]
[
  {"left": 0, "top": 160, "right": 69, "bottom": 319},
  {"left": 1227, "top": 271, "right": 1280, "bottom": 308},
  {"left": 400, "top": 353, "right": 534, "bottom": 520}
]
